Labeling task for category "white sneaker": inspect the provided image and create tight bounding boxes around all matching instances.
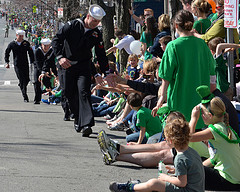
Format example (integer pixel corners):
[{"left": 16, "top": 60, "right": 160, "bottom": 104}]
[{"left": 97, "top": 130, "right": 119, "bottom": 164}]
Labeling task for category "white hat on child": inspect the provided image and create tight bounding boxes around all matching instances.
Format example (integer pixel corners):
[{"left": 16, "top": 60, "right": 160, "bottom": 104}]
[
  {"left": 89, "top": 4, "right": 106, "bottom": 20},
  {"left": 16, "top": 30, "right": 25, "bottom": 35},
  {"left": 41, "top": 38, "right": 52, "bottom": 45}
]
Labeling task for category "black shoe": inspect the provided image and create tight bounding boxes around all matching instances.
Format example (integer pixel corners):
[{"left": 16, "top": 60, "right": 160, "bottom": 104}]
[
  {"left": 82, "top": 126, "right": 92, "bottom": 137},
  {"left": 24, "top": 99, "right": 29, "bottom": 103},
  {"left": 74, "top": 124, "right": 82, "bottom": 133},
  {"left": 34, "top": 101, "right": 40, "bottom": 104},
  {"left": 64, "top": 117, "right": 70, "bottom": 121}
]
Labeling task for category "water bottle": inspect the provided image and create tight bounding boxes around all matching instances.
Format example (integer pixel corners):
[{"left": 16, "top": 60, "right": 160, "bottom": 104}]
[{"left": 158, "top": 161, "right": 167, "bottom": 176}]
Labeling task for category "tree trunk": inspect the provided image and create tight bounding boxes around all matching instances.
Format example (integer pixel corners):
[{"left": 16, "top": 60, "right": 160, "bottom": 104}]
[
  {"left": 91, "top": 0, "right": 115, "bottom": 62},
  {"left": 114, "top": 0, "right": 131, "bottom": 73},
  {"left": 169, "top": 0, "right": 182, "bottom": 38}
]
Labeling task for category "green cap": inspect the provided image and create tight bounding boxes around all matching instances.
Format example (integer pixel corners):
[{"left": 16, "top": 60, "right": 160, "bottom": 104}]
[
  {"left": 156, "top": 106, "right": 172, "bottom": 117},
  {"left": 196, "top": 85, "right": 215, "bottom": 104}
]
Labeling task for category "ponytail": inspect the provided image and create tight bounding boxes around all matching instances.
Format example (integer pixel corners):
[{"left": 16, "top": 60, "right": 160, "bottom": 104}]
[{"left": 224, "top": 112, "right": 232, "bottom": 140}]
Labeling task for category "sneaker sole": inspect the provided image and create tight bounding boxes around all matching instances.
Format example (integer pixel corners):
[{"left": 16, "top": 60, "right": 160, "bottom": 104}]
[{"left": 97, "top": 131, "right": 113, "bottom": 163}]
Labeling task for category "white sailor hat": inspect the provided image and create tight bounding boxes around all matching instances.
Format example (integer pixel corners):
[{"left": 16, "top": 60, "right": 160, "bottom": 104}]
[
  {"left": 41, "top": 38, "right": 52, "bottom": 45},
  {"left": 16, "top": 30, "right": 25, "bottom": 35},
  {"left": 89, "top": 4, "right": 106, "bottom": 20}
]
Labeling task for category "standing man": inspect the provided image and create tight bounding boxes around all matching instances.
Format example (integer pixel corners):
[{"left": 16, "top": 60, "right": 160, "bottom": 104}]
[
  {"left": 5, "top": 30, "right": 34, "bottom": 102},
  {"left": 51, "top": 4, "right": 109, "bottom": 137}
]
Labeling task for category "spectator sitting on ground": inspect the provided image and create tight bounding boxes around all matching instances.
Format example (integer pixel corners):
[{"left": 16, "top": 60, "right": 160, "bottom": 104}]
[
  {"left": 109, "top": 116, "right": 205, "bottom": 192},
  {"left": 125, "top": 92, "right": 162, "bottom": 144}
]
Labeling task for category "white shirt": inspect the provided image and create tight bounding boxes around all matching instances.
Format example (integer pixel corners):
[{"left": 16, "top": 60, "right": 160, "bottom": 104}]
[{"left": 115, "top": 35, "right": 135, "bottom": 54}]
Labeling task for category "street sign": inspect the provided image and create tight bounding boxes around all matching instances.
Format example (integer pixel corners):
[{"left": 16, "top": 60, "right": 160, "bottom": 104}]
[
  {"left": 58, "top": 7, "right": 63, "bottom": 18},
  {"left": 224, "top": 0, "right": 239, "bottom": 28}
]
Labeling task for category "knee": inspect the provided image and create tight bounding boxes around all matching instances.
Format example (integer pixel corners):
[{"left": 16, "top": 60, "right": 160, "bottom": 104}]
[{"left": 146, "top": 178, "right": 159, "bottom": 189}]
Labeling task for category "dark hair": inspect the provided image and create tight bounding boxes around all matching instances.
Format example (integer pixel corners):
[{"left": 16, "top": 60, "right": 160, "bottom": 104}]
[
  {"left": 174, "top": 10, "right": 194, "bottom": 31},
  {"left": 127, "top": 93, "right": 142, "bottom": 107},
  {"left": 115, "top": 28, "right": 124, "bottom": 37},
  {"left": 181, "top": 0, "right": 194, "bottom": 4},
  {"left": 145, "top": 16, "right": 158, "bottom": 42},
  {"left": 208, "top": 37, "right": 225, "bottom": 52},
  {"left": 159, "top": 35, "right": 172, "bottom": 46}
]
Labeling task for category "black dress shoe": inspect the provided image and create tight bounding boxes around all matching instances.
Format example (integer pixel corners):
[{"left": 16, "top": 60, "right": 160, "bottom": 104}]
[
  {"left": 74, "top": 124, "right": 82, "bottom": 133},
  {"left": 64, "top": 117, "right": 70, "bottom": 121},
  {"left": 82, "top": 126, "right": 92, "bottom": 137},
  {"left": 34, "top": 101, "right": 40, "bottom": 104},
  {"left": 24, "top": 99, "right": 29, "bottom": 103}
]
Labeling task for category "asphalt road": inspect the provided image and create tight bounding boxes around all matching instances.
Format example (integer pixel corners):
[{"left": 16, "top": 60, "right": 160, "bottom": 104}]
[{"left": 0, "top": 17, "right": 156, "bottom": 192}]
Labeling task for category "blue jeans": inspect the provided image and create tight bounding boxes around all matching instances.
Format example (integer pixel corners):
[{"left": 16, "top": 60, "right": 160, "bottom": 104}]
[
  {"left": 93, "top": 104, "right": 116, "bottom": 117},
  {"left": 126, "top": 132, "right": 147, "bottom": 144},
  {"left": 91, "top": 95, "right": 104, "bottom": 104}
]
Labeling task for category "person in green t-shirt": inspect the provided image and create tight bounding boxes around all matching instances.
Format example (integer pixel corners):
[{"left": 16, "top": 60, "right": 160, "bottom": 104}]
[
  {"left": 140, "top": 16, "right": 158, "bottom": 60},
  {"left": 126, "top": 93, "right": 162, "bottom": 144},
  {"left": 152, "top": 10, "right": 216, "bottom": 131},
  {"left": 208, "top": 37, "right": 240, "bottom": 101},
  {"left": 190, "top": 96, "right": 240, "bottom": 191},
  {"left": 192, "top": 0, "right": 211, "bottom": 34}
]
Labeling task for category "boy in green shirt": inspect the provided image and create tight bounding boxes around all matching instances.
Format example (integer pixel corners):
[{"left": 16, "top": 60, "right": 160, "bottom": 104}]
[
  {"left": 126, "top": 93, "right": 162, "bottom": 144},
  {"left": 208, "top": 37, "right": 240, "bottom": 100}
]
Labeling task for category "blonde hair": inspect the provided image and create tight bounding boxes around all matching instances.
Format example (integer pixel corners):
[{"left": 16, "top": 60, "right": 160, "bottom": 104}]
[
  {"left": 143, "top": 59, "right": 157, "bottom": 74},
  {"left": 164, "top": 118, "right": 190, "bottom": 149},
  {"left": 158, "top": 14, "right": 170, "bottom": 31},
  {"left": 128, "top": 54, "right": 138, "bottom": 62},
  {"left": 202, "top": 97, "right": 232, "bottom": 139},
  {"left": 192, "top": 0, "right": 211, "bottom": 14}
]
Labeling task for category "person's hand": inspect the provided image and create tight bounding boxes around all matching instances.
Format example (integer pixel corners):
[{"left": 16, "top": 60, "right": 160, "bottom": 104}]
[
  {"left": 5, "top": 63, "right": 10, "bottom": 69},
  {"left": 158, "top": 173, "right": 169, "bottom": 181},
  {"left": 110, "top": 38, "right": 115, "bottom": 44},
  {"left": 129, "top": 7, "right": 134, "bottom": 16},
  {"left": 191, "top": 105, "right": 201, "bottom": 121},
  {"left": 95, "top": 75, "right": 105, "bottom": 86},
  {"left": 105, "top": 73, "right": 116, "bottom": 87},
  {"left": 95, "top": 84, "right": 102, "bottom": 90},
  {"left": 127, "top": 142, "right": 138, "bottom": 145},
  {"left": 151, "top": 95, "right": 165, "bottom": 117},
  {"left": 38, "top": 74, "right": 44, "bottom": 82},
  {"left": 59, "top": 58, "right": 71, "bottom": 69}
]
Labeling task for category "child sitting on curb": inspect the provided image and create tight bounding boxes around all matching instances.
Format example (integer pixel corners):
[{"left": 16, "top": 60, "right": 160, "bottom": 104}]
[{"left": 109, "top": 117, "right": 205, "bottom": 192}]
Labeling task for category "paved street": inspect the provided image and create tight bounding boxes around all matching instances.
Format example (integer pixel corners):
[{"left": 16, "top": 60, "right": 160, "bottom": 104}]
[{"left": 0, "top": 18, "right": 156, "bottom": 192}]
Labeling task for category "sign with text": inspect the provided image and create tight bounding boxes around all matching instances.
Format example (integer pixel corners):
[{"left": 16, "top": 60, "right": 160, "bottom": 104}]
[
  {"left": 224, "top": 0, "right": 239, "bottom": 28},
  {"left": 58, "top": 7, "right": 63, "bottom": 18}
]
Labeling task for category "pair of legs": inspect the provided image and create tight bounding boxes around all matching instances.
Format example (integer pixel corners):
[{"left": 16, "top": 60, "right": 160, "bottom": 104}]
[
  {"left": 116, "top": 141, "right": 173, "bottom": 167},
  {"left": 106, "top": 102, "right": 132, "bottom": 126}
]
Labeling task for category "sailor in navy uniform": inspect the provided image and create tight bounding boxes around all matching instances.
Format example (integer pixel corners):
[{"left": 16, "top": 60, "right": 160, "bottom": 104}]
[
  {"left": 52, "top": 4, "right": 109, "bottom": 137},
  {"left": 5, "top": 30, "right": 34, "bottom": 102},
  {"left": 34, "top": 38, "right": 57, "bottom": 104}
]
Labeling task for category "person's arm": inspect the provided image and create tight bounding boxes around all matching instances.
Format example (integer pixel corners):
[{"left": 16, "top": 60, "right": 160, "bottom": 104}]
[
  {"left": 190, "top": 128, "right": 214, "bottom": 142},
  {"left": 106, "top": 46, "right": 117, "bottom": 55},
  {"left": 151, "top": 79, "right": 169, "bottom": 117},
  {"left": 129, "top": 8, "right": 144, "bottom": 26},
  {"left": 141, "top": 42, "right": 147, "bottom": 56},
  {"left": 159, "top": 174, "right": 187, "bottom": 188},
  {"left": 216, "top": 43, "right": 240, "bottom": 57},
  {"left": 27, "top": 42, "right": 34, "bottom": 64},
  {"left": 137, "top": 127, "right": 146, "bottom": 144},
  {"left": 189, "top": 105, "right": 201, "bottom": 133},
  {"left": 5, "top": 42, "right": 12, "bottom": 68},
  {"left": 203, "top": 158, "right": 214, "bottom": 167}
]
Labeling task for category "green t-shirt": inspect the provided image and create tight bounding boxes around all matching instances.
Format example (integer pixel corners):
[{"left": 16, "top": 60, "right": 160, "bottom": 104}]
[
  {"left": 165, "top": 147, "right": 205, "bottom": 192},
  {"left": 193, "top": 18, "right": 211, "bottom": 34},
  {"left": 159, "top": 36, "right": 216, "bottom": 130},
  {"left": 215, "top": 54, "right": 230, "bottom": 93},
  {"left": 140, "top": 31, "right": 153, "bottom": 60},
  {"left": 136, "top": 107, "right": 162, "bottom": 139},
  {"left": 208, "top": 122, "right": 240, "bottom": 184}
]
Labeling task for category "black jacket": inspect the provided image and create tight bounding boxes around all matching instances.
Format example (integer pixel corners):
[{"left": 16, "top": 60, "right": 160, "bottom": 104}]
[
  {"left": 51, "top": 18, "right": 108, "bottom": 75},
  {"left": 5, "top": 40, "right": 34, "bottom": 67},
  {"left": 34, "top": 47, "right": 57, "bottom": 76}
]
